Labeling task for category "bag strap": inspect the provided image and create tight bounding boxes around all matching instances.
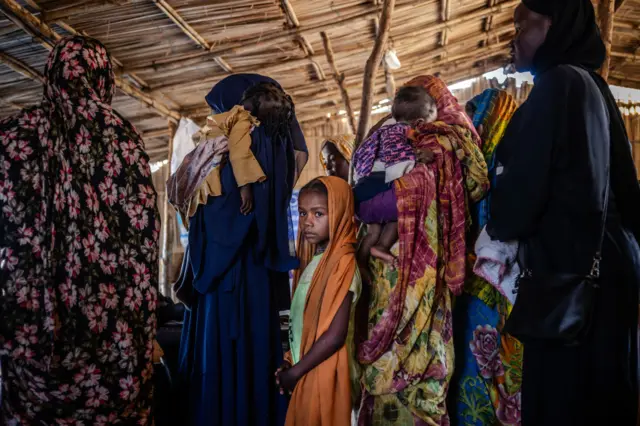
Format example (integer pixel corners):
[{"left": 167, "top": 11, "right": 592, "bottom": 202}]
[{"left": 589, "top": 175, "right": 610, "bottom": 279}]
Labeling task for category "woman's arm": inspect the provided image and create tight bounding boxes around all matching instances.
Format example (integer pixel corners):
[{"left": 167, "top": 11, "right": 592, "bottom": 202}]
[{"left": 277, "top": 292, "right": 353, "bottom": 392}]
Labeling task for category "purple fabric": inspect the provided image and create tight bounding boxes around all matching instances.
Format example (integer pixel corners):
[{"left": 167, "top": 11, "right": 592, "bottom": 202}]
[
  {"left": 353, "top": 123, "right": 414, "bottom": 180},
  {"left": 356, "top": 187, "right": 398, "bottom": 224}
]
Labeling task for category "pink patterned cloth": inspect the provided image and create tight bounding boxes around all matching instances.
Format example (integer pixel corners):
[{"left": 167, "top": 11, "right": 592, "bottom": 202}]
[
  {"left": 166, "top": 134, "right": 228, "bottom": 217},
  {"left": 353, "top": 122, "right": 414, "bottom": 182}
]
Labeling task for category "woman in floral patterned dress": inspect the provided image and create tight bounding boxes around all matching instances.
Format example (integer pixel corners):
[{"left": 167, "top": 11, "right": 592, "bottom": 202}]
[
  {"left": 357, "top": 75, "right": 488, "bottom": 426},
  {"left": 0, "top": 36, "right": 159, "bottom": 424},
  {"left": 448, "top": 89, "right": 522, "bottom": 426}
]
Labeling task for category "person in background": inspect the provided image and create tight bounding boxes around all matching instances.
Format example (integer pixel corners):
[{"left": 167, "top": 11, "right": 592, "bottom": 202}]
[
  {"left": 357, "top": 75, "right": 488, "bottom": 426},
  {"left": 276, "top": 177, "right": 360, "bottom": 426},
  {"left": 320, "top": 135, "right": 355, "bottom": 181},
  {"left": 0, "top": 36, "right": 159, "bottom": 424},
  {"left": 448, "top": 88, "right": 522, "bottom": 426},
  {"left": 176, "top": 75, "right": 301, "bottom": 426},
  {"left": 488, "top": 0, "right": 640, "bottom": 424}
]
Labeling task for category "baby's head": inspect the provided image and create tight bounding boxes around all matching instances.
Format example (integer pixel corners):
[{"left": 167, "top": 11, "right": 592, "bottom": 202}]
[
  {"left": 392, "top": 85, "right": 437, "bottom": 126},
  {"left": 240, "top": 82, "right": 294, "bottom": 135}
]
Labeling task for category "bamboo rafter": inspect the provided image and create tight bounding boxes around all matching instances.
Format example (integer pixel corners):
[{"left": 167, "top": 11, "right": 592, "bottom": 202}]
[
  {"left": 124, "top": 0, "right": 520, "bottom": 76},
  {"left": 439, "top": 0, "right": 451, "bottom": 47},
  {"left": 0, "top": 0, "right": 181, "bottom": 121},
  {"left": 151, "top": 0, "right": 233, "bottom": 73},
  {"left": 0, "top": 50, "right": 44, "bottom": 82},
  {"left": 148, "top": 21, "right": 514, "bottom": 98},
  {"left": 2, "top": 0, "right": 639, "bottom": 149},
  {"left": 321, "top": 31, "right": 357, "bottom": 133}
]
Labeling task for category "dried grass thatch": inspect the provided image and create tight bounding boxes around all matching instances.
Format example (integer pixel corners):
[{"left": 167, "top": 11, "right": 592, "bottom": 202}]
[{"left": 1, "top": 0, "right": 638, "bottom": 164}]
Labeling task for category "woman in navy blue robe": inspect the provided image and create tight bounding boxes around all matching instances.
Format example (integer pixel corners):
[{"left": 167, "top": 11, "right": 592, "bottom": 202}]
[{"left": 177, "top": 74, "right": 307, "bottom": 426}]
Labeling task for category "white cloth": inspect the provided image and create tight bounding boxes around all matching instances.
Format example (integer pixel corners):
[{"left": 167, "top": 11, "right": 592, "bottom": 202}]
[
  {"left": 473, "top": 226, "right": 520, "bottom": 304},
  {"left": 170, "top": 118, "right": 200, "bottom": 248},
  {"left": 170, "top": 118, "right": 200, "bottom": 174}
]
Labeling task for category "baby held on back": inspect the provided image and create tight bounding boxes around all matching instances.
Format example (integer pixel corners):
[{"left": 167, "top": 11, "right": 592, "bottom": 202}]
[{"left": 353, "top": 85, "right": 438, "bottom": 267}]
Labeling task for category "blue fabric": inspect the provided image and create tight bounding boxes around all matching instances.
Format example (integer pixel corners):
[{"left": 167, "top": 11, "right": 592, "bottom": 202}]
[
  {"left": 450, "top": 294, "right": 501, "bottom": 426},
  {"left": 468, "top": 89, "right": 500, "bottom": 230},
  {"left": 179, "top": 74, "right": 299, "bottom": 426},
  {"left": 353, "top": 172, "right": 391, "bottom": 205}
]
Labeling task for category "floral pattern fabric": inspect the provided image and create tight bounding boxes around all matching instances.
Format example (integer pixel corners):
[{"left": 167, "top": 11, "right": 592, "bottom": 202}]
[
  {"left": 0, "top": 36, "right": 159, "bottom": 424},
  {"left": 450, "top": 89, "right": 522, "bottom": 426},
  {"left": 358, "top": 76, "right": 488, "bottom": 426}
]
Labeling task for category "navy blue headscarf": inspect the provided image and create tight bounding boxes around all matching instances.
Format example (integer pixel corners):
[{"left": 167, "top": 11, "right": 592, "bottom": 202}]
[{"left": 190, "top": 74, "right": 301, "bottom": 294}]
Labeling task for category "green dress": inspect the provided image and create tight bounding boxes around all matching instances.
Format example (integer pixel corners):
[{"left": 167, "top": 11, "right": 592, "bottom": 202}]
[{"left": 289, "top": 253, "right": 362, "bottom": 406}]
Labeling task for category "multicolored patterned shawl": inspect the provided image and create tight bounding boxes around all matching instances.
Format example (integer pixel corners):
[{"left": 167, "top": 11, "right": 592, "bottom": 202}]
[
  {"left": 467, "top": 89, "right": 518, "bottom": 229},
  {"left": 452, "top": 89, "right": 522, "bottom": 426},
  {"left": 358, "top": 76, "right": 488, "bottom": 425}
]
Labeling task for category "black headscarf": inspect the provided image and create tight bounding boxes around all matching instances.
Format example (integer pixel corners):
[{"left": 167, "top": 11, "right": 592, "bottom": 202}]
[
  {"left": 523, "top": 0, "right": 640, "bottom": 243},
  {"left": 523, "top": 0, "right": 605, "bottom": 74}
]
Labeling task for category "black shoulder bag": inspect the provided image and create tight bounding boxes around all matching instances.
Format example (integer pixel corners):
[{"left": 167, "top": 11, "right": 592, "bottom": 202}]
[{"left": 503, "top": 178, "right": 609, "bottom": 346}]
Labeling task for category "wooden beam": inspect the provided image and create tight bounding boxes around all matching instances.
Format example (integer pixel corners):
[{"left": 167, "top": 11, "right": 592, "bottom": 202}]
[
  {"left": 0, "top": 0, "right": 60, "bottom": 49},
  {"left": 213, "top": 56, "right": 234, "bottom": 73},
  {"left": 281, "top": 0, "right": 300, "bottom": 28},
  {"left": 356, "top": 0, "right": 396, "bottom": 147},
  {"left": 142, "top": 128, "right": 170, "bottom": 139},
  {"left": 439, "top": 0, "right": 451, "bottom": 47},
  {"left": 0, "top": 50, "right": 44, "bottom": 83},
  {"left": 152, "top": 0, "right": 210, "bottom": 49},
  {"left": 127, "top": 0, "right": 520, "bottom": 75},
  {"left": 321, "top": 32, "right": 357, "bottom": 134},
  {"left": 42, "top": 0, "right": 126, "bottom": 21},
  {"left": 611, "top": 50, "right": 639, "bottom": 61},
  {"left": 598, "top": 0, "right": 615, "bottom": 81},
  {"left": 609, "top": 73, "right": 640, "bottom": 90},
  {"left": 115, "top": 76, "right": 181, "bottom": 122},
  {"left": 151, "top": 0, "right": 233, "bottom": 74},
  {"left": 614, "top": 0, "right": 629, "bottom": 12},
  {"left": 0, "top": 0, "right": 181, "bottom": 122},
  {"left": 150, "top": 23, "right": 513, "bottom": 97}
]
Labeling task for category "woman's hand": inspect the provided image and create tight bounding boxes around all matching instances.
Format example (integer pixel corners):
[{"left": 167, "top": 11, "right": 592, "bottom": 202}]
[
  {"left": 239, "top": 185, "right": 253, "bottom": 215},
  {"left": 415, "top": 147, "right": 435, "bottom": 164}
]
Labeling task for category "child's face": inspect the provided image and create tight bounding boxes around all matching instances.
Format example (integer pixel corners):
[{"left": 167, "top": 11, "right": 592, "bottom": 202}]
[{"left": 298, "top": 191, "right": 330, "bottom": 247}]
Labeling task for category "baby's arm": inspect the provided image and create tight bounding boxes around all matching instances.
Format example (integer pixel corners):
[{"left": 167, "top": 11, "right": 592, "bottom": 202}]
[
  {"left": 227, "top": 112, "right": 266, "bottom": 188},
  {"left": 276, "top": 292, "right": 353, "bottom": 392}
]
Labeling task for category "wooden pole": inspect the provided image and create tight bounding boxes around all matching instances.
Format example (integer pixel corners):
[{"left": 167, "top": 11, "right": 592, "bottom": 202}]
[
  {"left": 355, "top": 0, "right": 396, "bottom": 147},
  {"left": 160, "top": 119, "right": 178, "bottom": 296},
  {"left": 321, "top": 31, "right": 357, "bottom": 134},
  {"left": 598, "top": 0, "right": 615, "bottom": 81},
  {"left": 0, "top": 50, "right": 45, "bottom": 83}
]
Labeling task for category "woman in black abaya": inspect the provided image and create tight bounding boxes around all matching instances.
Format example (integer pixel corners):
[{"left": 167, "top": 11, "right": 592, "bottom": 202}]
[{"left": 488, "top": 0, "right": 640, "bottom": 424}]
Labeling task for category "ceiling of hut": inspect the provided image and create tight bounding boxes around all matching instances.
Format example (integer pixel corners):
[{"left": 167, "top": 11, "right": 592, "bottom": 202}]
[{"left": 1, "top": 0, "right": 639, "bottom": 161}]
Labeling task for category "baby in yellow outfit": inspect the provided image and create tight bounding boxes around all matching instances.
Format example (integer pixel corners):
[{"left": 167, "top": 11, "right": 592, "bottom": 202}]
[
  {"left": 192, "top": 105, "right": 265, "bottom": 215},
  {"left": 168, "top": 82, "right": 294, "bottom": 227}
]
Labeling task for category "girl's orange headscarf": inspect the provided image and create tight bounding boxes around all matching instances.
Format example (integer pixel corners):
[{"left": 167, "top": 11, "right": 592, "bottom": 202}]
[{"left": 287, "top": 176, "right": 357, "bottom": 426}]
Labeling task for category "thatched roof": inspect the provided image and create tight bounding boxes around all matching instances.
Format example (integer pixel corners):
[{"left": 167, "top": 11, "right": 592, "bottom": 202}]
[{"left": 1, "top": 0, "right": 639, "bottom": 161}]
